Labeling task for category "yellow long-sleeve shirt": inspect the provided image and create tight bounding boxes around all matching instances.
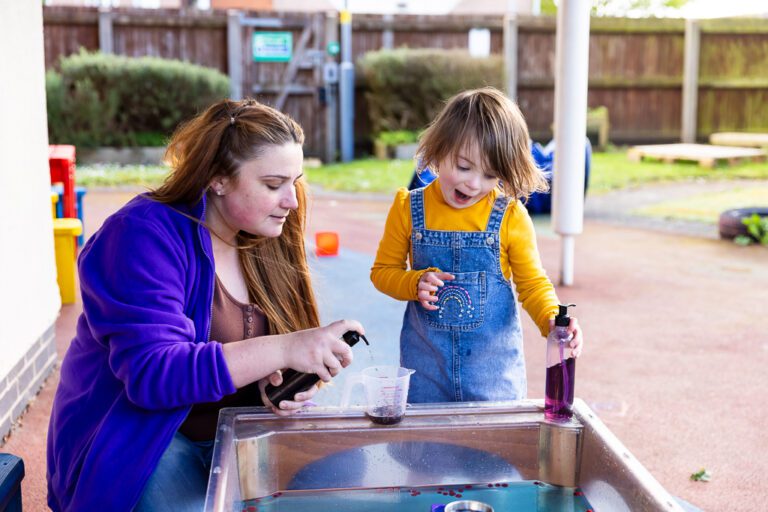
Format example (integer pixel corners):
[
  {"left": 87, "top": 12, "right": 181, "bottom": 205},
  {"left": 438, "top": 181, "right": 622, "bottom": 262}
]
[{"left": 370, "top": 181, "right": 559, "bottom": 337}]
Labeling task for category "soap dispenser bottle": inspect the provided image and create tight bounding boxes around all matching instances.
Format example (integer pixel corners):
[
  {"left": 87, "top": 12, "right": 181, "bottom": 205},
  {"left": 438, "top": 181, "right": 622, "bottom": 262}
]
[
  {"left": 545, "top": 304, "right": 576, "bottom": 421},
  {"left": 264, "top": 330, "right": 369, "bottom": 406}
]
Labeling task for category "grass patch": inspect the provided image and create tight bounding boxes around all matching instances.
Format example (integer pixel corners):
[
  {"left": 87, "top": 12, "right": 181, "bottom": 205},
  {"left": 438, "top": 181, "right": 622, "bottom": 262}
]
[
  {"left": 633, "top": 186, "right": 768, "bottom": 224},
  {"left": 75, "top": 150, "right": 768, "bottom": 199},
  {"left": 589, "top": 151, "right": 768, "bottom": 193},
  {"left": 77, "top": 164, "right": 169, "bottom": 187},
  {"left": 304, "top": 158, "right": 415, "bottom": 193}
]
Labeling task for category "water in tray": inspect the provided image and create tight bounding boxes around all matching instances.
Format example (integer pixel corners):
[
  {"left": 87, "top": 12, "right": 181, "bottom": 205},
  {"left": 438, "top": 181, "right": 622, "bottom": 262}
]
[{"left": 238, "top": 480, "right": 593, "bottom": 511}]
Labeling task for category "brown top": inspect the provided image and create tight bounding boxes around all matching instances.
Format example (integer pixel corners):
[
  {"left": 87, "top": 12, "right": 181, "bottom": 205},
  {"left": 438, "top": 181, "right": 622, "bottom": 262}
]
[{"left": 179, "top": 275, "right": 267, "bottom": 441}]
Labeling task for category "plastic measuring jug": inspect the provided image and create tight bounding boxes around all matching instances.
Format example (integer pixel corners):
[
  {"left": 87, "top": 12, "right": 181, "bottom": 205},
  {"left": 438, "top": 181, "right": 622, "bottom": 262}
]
[{"left": 341, "top": 365, "right": 415, "bottom": 425}]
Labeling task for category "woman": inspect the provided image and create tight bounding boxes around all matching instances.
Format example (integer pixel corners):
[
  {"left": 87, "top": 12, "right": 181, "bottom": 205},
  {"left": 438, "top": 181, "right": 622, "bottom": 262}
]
[{"left": 47, "top": 98, "right": 363, "bottom": 511}]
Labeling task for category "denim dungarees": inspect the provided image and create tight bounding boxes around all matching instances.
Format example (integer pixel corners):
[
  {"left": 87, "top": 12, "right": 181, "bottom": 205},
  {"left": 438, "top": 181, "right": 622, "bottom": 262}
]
[{"left": 401, "top": 187, "right": 526, "bottom": 403}]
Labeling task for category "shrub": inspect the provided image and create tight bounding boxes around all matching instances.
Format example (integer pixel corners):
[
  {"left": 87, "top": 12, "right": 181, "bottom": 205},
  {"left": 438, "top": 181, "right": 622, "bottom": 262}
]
[
  {"left": 358, "top": 48, "right": 505, "bottom": 135},
  {"left": 46, "top": 50, "right": 229, "bottom": 147}
]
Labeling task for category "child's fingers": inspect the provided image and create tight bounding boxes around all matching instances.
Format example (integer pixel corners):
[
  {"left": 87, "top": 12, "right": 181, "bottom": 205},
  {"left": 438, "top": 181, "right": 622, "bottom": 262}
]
[
  {"left": 419, "top": 299, "right": 439, "bottom": 311},
  {"left": 419, "top": 281, "right": 439, "bottom": 293},
  {"left": 425, "top": 276, "right": 444, "bottom": 287},
  {"left": 569, "top": 327, "right": 583, "bottom": 358},
  {"left": 418, "top": 290, "right": 438, "bottom": 303},
  {"left": 435, "top": 272, "right": 455, "bottom": 281}
]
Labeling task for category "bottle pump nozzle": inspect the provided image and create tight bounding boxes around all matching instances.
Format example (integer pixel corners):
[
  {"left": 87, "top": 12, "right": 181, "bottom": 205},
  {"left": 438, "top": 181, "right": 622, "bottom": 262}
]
[{"left": 555, "top": 303, "right": 576, "bottom": 327}]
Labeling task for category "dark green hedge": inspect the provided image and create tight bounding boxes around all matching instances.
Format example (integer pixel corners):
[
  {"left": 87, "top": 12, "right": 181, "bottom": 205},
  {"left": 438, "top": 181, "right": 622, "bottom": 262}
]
[
  {"left": 46, "top": 50, "right": 229, "bottom": 147},
  {"left": 358, "top": 48, "right": 505, "bottom": 135}
]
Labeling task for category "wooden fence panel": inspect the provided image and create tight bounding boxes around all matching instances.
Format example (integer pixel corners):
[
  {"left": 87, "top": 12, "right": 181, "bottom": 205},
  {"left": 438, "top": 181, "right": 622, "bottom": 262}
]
[
  {"left": 584, "top": 28, "right": 685, "bottom": 143},
  {"left": 697, "top": 23, "right": 768, "bottom": 135},
  {"left": 112, "top": 24, "right": 227, "bottom": 72},
  {"left": 41, "top": 7, "right": 768, "bottom": 153},
  {"left": 238, "top": 12, "right": 326, "bottom": 156},
  {"left": 43, "top": 8, "right": 99, "bottom": 69}
]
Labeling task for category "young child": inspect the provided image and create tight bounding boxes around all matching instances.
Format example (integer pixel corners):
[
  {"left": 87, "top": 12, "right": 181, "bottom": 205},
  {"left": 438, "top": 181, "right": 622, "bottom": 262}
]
[{"left": 371, "top": 87, "right": 583, "bottom": 403}]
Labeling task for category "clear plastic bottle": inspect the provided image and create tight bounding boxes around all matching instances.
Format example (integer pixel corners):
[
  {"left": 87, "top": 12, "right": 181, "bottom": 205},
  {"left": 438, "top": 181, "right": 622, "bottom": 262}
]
[{"left": 544, "top": 304, "right": 576, "bottom": 421}]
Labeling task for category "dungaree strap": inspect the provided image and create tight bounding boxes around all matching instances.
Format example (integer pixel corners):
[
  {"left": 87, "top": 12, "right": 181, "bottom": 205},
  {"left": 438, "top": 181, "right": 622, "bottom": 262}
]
[
  {"left": 409, "top": 188, "right": 426, "bottom": 230},
  {"left": 486, "top": 195, "right": 511, "bottom": 233}
]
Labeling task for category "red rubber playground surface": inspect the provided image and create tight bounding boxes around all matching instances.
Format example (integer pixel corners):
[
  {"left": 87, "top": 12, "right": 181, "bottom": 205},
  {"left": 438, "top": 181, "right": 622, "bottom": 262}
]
[{"left": 3, "top": 187, "right": 766, "bottom": 511}]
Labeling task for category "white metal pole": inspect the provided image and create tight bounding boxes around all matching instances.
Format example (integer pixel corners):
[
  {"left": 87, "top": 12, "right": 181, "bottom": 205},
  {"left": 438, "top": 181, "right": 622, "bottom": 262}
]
[{"left": 551, "top": 0, "right": 591, "bottom": 286}]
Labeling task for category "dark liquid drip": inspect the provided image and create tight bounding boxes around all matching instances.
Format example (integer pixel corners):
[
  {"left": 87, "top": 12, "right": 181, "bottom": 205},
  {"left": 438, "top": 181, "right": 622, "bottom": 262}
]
[
  {"left": 366, "top": 406, "right": 403, "bottom": 425},
  {"left": 544, "top": 357, "right": 575, "bottom": 421}
]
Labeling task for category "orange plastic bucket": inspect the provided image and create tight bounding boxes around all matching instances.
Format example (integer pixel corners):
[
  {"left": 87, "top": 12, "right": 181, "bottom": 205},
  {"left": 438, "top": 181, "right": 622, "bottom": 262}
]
[{"left": 315, "top": 231, "right": 339, "bottom": 257}]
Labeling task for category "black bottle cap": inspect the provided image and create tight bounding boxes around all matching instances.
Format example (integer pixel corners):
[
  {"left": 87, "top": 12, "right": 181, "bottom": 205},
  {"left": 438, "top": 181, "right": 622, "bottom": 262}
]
[
  {"left": 343, "top": 330, "right": 370, "bottom": 346},
  {"left": 555, "top": 303, "right": 576, "bottom": 327}
]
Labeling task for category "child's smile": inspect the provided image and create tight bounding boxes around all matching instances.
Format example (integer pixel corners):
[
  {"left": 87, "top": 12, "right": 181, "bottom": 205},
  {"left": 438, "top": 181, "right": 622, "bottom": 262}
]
[{"left": 454, "top": 189, "right": 474, "bottom": 205}]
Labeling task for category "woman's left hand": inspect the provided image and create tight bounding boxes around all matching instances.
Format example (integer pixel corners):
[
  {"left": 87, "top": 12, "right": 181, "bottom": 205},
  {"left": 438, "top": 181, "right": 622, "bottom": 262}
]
[
  {"left": 258, "top": 371, "right": 319, "bottom": 417},
  {"left": 549, "top": 316, "right": 584, "bottom": 358}
]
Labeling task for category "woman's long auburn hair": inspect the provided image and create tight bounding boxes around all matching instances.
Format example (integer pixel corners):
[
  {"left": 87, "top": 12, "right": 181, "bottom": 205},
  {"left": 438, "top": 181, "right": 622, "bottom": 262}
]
[{"left": 151, "top": 98, "right": 319, "bottom": 335}]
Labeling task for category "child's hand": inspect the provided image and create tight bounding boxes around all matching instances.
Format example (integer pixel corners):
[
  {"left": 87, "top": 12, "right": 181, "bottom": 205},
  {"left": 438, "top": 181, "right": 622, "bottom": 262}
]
[
  {"left": 417, "top": 271, "right": 455, "bottom": 310},
  {"left": 549, "top": 316, "right": 584, "bottom": 358}
]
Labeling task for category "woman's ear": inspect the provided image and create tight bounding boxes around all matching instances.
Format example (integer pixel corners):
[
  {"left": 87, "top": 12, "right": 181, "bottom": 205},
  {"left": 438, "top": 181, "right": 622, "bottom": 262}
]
[{"left": 210, "top": 176, "right": 230, "bottom": 196}]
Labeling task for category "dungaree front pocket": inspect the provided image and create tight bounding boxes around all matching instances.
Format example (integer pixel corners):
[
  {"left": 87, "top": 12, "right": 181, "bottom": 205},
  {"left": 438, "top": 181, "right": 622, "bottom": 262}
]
[{"left": 423, "top": 271, "right": 486, "bottom": 331}]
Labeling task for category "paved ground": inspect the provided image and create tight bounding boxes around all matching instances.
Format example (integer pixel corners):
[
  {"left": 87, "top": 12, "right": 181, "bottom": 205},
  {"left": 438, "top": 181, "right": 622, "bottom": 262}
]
[{"left": 3, "top": 182, "right": 767, "bottom": 511}]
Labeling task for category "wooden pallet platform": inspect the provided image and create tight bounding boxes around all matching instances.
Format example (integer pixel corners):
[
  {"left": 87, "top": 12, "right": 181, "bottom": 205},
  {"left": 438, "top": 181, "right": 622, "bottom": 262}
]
[
  {"left": 709, "top": 132, "right": 768, "bottom": 149},
  {"left": 627, "top": 143, "right": 766, "bottom": 168}
]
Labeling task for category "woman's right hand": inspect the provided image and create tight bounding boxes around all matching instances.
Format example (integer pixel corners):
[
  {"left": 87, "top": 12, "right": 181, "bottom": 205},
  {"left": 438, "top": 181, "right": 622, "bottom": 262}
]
[{"left": 280, "top": 319, "right": 363, "bottom": 382}]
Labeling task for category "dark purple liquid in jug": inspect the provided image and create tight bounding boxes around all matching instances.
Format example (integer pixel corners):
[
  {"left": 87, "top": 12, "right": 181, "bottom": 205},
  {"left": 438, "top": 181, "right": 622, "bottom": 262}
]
[
  {"left": 545, "top": 357, "right": 575, "bottom": 421},
  {"left": 366, "top": 406, "right": 403, "bottom": 425}
]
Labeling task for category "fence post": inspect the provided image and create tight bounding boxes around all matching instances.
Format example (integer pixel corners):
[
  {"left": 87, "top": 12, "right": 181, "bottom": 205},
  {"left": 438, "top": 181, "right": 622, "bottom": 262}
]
[
  {"left": 227, "top": 10, "right": 243, "bottom": 100},
  {"left": 98, "top": 8, "right": 113, "bottom": 54},
  {"left": 503, "top": 13, "right": 518, "bottom": 100},
  {"left": 339, "top": 8, "right": 354, "bottom": 162},
  {"left": 382, "top": 14, "right": 394, "bottom": 50},
  {"left": 681, "top": 19, "right": 700, "bottom": 143},
  {"left": 324, "top": 12, "right": 339, "bottom": 163}
]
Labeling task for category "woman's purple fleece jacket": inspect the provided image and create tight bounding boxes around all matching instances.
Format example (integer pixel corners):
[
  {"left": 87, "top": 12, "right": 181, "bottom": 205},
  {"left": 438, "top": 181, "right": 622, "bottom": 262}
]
[{"left": 47, "top": 194, "right": 237, "bottom": 511}]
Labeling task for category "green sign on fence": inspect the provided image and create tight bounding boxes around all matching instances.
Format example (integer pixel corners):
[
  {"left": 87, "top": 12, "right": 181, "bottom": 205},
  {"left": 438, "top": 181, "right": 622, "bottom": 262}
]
[{"left": 252, "top": 32, "right": 293, "bottom": 62}]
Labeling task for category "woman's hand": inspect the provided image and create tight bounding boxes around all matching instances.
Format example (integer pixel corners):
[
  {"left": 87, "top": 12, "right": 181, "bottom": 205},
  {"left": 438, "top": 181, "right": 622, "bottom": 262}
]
[
  {"left": 222, "top": 319, "right": 364, "bottom": 390},
  {"left": 258, "top": 371, "right": 319, "bottom": 416},
  {"left": 280, "top": 319, "right": 363, "bottom": 382},
  {"left": 549, "top": 316, "right": 584, "bottom": 358},
  {"left": 417, "top": 271, "right": 454, "bottom": 310}
]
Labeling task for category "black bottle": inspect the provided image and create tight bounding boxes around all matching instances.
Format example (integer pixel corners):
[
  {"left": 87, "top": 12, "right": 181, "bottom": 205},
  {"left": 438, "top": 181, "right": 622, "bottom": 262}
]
[{"left": 264, "top": 330, "right": 369, "bottom": 405}]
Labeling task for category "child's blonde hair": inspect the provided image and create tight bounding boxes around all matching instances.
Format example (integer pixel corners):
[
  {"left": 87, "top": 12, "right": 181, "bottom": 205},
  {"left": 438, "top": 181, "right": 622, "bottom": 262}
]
[{"left": 417, "top": 87, "right": 548, "bottom": 199}]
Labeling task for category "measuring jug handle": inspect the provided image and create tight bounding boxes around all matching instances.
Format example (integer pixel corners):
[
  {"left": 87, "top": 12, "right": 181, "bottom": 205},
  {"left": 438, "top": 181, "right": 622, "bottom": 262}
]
[{"left": 340, "top": 373, "right": 364, "bottom": 410}]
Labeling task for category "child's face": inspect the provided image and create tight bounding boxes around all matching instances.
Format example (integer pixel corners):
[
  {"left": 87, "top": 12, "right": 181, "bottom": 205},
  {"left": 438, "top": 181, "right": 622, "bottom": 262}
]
[{"left": 437, "top": 142, "right": 499, "bottom": 209}]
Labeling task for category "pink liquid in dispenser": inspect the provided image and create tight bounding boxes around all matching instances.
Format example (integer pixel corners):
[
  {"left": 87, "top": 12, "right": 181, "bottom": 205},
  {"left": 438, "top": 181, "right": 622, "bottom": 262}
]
[{"left": 544, "top": 357, "right": 575, "bottom": 421}]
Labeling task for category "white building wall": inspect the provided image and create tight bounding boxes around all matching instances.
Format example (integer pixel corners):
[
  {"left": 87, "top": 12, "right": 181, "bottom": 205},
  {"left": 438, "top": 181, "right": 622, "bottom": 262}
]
[{"left": 0, "top": 0, "right": 61, "bottom": 437}]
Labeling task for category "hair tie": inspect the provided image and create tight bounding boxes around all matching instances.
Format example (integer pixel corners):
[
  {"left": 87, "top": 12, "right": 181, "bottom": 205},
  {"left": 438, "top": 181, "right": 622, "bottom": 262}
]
[{"left": 229, "top": 116, "right": 235, "bottom": 126}]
